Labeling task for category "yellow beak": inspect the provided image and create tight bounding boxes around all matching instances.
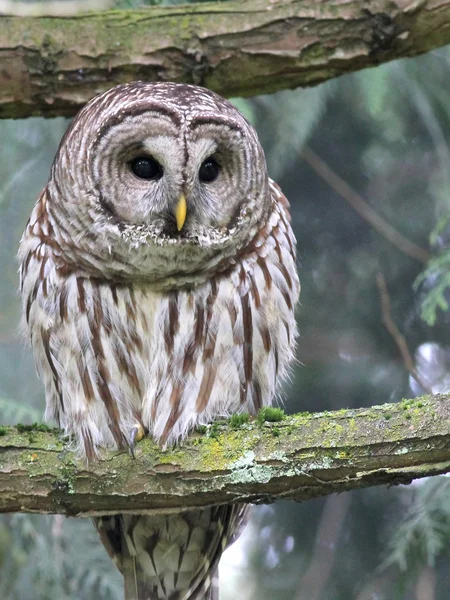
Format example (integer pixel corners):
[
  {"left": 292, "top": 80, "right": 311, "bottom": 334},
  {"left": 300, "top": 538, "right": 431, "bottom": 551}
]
[{"left": 175, "top": 193, "right": 187, "bottom": 231}]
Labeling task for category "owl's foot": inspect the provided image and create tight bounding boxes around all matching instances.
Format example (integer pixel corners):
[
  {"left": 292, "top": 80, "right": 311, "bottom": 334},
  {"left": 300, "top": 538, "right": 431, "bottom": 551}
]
[{"left": 128, "top": 423, "right": 145, "bottom": 458}]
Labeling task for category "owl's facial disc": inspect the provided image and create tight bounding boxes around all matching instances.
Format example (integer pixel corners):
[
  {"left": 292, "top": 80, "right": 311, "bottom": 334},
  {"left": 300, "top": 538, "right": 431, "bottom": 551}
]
[
  {"left": 92, "top": 118, "right": 255, "bottom": 242},
  {"left": 48, "top": 82, "right": 272, "bottom": 282},
  {"left": 82, "top": 87, "right": 269, "bottom": 255}
]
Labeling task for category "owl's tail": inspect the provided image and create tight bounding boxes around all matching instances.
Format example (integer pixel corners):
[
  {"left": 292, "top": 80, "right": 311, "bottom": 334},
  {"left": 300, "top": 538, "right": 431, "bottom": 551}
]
[{"left": 94, "top": 504, "right": 248, "bottom": 600}]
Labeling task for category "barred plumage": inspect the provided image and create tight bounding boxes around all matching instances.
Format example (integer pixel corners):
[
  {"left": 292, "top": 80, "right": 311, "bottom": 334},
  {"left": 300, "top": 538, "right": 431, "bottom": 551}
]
[{"left": 19, "top": 82, "right": 299, "bottom": 600}]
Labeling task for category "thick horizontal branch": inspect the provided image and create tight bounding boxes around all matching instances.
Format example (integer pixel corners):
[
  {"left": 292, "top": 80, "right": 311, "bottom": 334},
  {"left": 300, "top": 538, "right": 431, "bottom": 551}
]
[
  {"left": 1, "top": 0, "right": 450, "bottom": 118},
  {"left": 0, "top": 395, "right": 449, "bottom": 517}
]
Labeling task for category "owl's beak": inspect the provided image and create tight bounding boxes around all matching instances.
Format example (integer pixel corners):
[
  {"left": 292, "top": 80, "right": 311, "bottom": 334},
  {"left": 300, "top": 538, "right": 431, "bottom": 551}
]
[{"left": 175, "top": 193, "right": 187, "bottom": 231}]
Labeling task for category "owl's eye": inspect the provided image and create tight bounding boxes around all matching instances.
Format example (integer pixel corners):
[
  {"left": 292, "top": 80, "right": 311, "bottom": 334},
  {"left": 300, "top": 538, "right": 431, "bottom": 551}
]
[
  {"left": 199, "top": 158, "right": 220, "bottom": 183},
  {"left": 130, "top": 156, "right": 163, "bottom": 180}
]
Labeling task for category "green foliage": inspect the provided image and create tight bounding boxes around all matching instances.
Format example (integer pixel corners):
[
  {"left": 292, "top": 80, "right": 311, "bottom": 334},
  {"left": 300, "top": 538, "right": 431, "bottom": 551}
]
[
  {"left": 0, "top": 514, "right": 123, "bottom": 600},
  {"left": 415, "top": 260, "right": 450, "bottom": 325},
  {"left": 415, "top": 216, "right": 450, "bottom": 326},
  {"left": 383, "top": 478, "right": 450, "bottom": 572}
]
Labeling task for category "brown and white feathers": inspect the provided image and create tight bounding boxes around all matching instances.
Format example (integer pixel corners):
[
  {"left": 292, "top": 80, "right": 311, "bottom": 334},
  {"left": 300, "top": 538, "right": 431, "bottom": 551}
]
[{"left": 19, "top": 82, "right": 300, "bottom": 600}]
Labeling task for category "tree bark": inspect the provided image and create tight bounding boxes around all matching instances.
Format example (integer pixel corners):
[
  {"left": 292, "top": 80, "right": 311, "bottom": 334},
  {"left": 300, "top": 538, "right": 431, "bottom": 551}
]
[
  {"left": 0, "top": 394, "right": 449, "bottom": 517},
  {"left": 1, "top": 0, "right": 450, "bottom": 118}
]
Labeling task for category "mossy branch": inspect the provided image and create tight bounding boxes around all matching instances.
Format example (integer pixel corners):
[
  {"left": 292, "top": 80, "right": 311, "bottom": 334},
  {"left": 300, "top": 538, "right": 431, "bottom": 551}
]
[
  {"left": 2, "top": 0, "right": 450, "bottom": 118},
  {"left": 0, "top": 395, "right": 449, "bottom": 517}
]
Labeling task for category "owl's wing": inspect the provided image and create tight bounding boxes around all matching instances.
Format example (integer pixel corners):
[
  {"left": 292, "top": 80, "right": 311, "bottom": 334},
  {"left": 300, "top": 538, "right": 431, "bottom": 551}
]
[
  {"left": 94, "top": 503, "right": 249, "bottom": 600},
  {"left": 19, "top": 191, "right": 148, "bottom": 458}
]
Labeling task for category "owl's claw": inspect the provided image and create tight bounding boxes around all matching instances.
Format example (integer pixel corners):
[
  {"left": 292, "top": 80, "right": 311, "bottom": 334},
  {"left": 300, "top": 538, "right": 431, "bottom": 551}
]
[{"left": 128, "top": 424, "right": 145, "bottom": 458}]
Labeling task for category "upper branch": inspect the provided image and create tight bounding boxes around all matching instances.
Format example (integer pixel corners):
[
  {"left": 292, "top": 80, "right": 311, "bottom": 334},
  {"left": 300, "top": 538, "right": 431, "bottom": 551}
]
[
  {"left": 0, "top": 395, "right": 449, "bottom": 517},
  {"left": 1, "top": 0, "right": 450, "bottom": 118}
]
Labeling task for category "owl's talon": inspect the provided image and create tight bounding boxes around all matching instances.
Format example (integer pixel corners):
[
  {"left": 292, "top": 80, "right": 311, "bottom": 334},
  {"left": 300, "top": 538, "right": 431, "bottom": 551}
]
[{"left": 128, "top": 424, "right": 145, "bottom": 458}]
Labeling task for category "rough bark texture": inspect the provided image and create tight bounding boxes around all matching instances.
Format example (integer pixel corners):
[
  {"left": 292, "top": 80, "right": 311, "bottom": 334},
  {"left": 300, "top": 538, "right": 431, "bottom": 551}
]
[
  {"left": 0, "top": 394, "right": 449, "bottom": 517},
  {"left": 1, "top": 0, "right": 450, "bottom": 118}
]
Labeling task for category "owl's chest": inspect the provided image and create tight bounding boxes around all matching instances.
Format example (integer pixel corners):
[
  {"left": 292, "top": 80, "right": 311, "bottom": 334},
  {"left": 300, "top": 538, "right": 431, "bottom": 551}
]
[
  {"left": 117, "top": 253, "right": 296, "bottom": 431},
  {"left": 124, "top": 271, "right": 281, "bottom": 383}
]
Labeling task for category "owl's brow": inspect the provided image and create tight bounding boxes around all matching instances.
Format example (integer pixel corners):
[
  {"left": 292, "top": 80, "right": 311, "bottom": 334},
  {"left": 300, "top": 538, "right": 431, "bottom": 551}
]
[
  {"left": 96, "top": 103, "right": 183, "bottom": 139},
  {"left": 189, "top": 116, "right": 243, "bottom": 133}
]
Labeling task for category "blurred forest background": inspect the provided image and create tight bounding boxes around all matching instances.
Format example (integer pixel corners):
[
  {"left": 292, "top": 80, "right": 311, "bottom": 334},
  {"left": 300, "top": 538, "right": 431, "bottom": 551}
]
[{"left": 2, "top": 1, "right": 450, "bottom": 599}]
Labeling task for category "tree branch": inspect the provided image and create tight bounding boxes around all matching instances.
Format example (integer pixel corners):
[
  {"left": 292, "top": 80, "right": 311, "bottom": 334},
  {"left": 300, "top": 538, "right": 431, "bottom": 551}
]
[
  {"left": 0, "top": 394, "right": 449, "bottom": 517},
  {"left": 2, "top": 0, "right": 450, "bottom": 118}
]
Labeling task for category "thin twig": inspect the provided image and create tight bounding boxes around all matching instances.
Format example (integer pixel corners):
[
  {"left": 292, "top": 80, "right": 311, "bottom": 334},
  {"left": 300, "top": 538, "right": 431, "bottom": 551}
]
[
  {"left": 301, "top": 147, "right": 431, "bottom": 265},
  {"left": 376, "top": 272, "right": 432, "bottom": 394}
]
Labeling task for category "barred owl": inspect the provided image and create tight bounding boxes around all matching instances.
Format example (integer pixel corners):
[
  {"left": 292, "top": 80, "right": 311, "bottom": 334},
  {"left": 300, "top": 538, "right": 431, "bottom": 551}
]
[{"left": 19, "top": 82, "right": 300, "bottom": 600}]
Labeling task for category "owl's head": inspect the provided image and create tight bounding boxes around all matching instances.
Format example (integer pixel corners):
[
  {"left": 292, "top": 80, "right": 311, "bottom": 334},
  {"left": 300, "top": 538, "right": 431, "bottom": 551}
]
[{"left": 48, "top": 82, "right": 270, "bottom": 286}]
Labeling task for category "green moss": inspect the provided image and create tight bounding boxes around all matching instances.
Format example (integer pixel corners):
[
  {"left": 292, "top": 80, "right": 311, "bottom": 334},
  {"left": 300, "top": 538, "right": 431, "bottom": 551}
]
[
  {"left": 208, "top": 422, "right": 220, "bottom": 439},
  {"left": 229, "top": 413, "right": 250, "bottom": 429},
  {"left": 257, "top": 407, "right": 285, "bottom": 425},
  {"left": 157, "top": 450, "right": 183, "bottom": 464},
  {"left": 296, "top": 411, "right": 312, "bottom": 418},
  {"left": 0, "top": 427, "right": 7, "bottom": 436},
  {"left": 16, "top": 423, "right": 52, "bottom": 433}
]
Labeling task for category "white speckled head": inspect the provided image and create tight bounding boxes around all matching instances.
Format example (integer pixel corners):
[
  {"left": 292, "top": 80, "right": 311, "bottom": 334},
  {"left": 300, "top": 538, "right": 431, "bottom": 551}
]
[{"left": 47, "top": 82, "right": 270, "bottom": 286}]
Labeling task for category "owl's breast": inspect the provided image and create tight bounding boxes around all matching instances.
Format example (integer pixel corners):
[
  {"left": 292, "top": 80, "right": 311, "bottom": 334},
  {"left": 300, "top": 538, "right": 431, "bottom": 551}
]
[{"left": 135, "top": 207, "right": 299, "bottom": 444}]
